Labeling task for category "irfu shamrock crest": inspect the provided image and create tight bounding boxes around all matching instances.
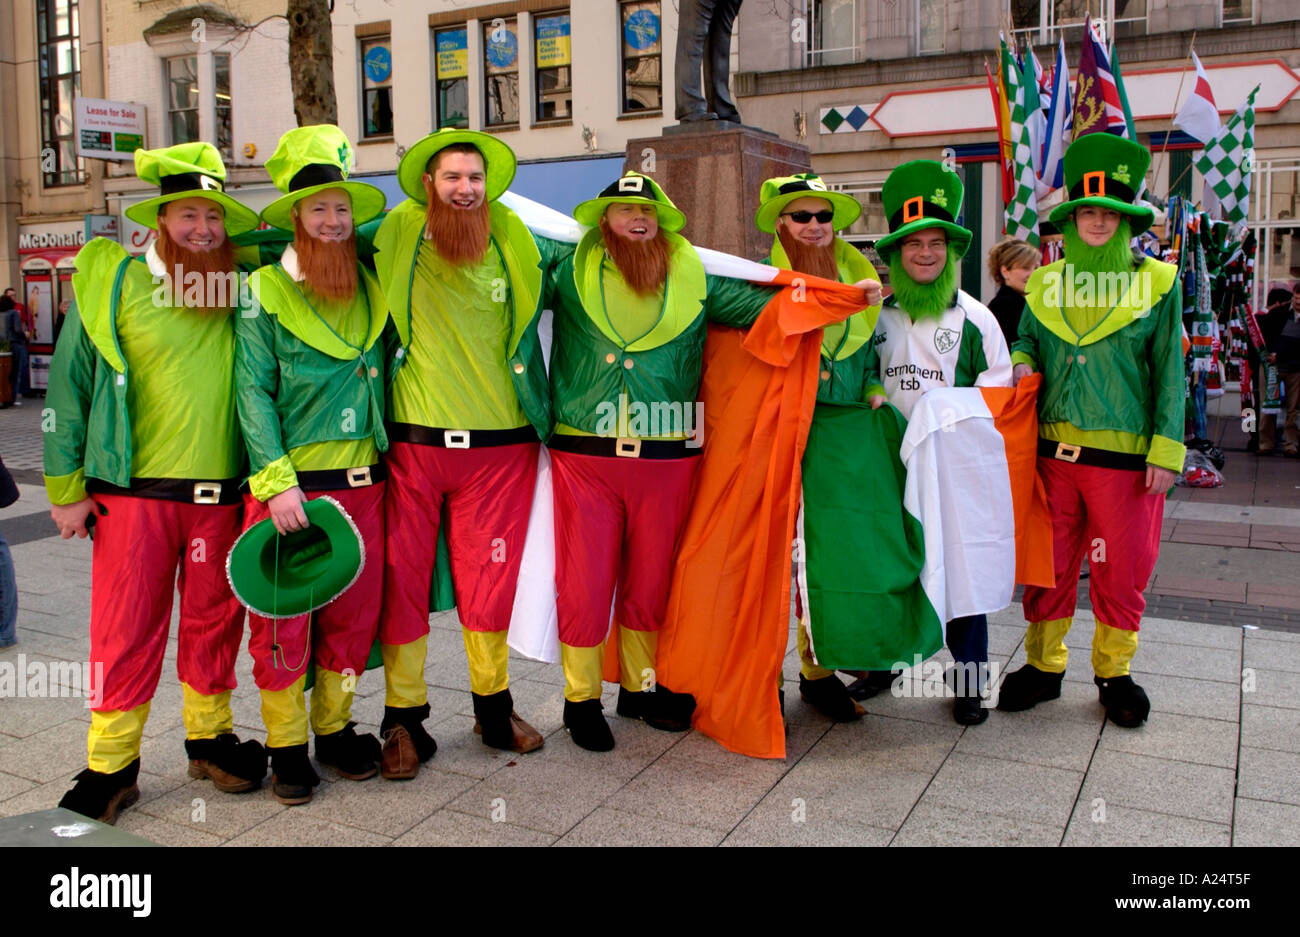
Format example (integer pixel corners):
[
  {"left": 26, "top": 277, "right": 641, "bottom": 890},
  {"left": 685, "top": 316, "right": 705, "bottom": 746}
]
[{"left": 1113, "top": 164, "right": 1130, "bottom": 185}]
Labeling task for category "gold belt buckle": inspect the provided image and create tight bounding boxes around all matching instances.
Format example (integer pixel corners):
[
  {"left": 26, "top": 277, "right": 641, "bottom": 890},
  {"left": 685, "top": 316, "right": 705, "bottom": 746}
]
[
  {"left": 444, "top": 430, "right": 470, "bottom": 449},
  {"left": 616, "top": 437, "right": 642, "bottom": 458},
  {"left": 346, "top": 466, "right": 372, "bottom": 487},
  {"left": 1055, "top": 442, "right": 1082, "bottom": 463},
  {"left": 193, "top": 482, "right": 222, "bottom": 504}
]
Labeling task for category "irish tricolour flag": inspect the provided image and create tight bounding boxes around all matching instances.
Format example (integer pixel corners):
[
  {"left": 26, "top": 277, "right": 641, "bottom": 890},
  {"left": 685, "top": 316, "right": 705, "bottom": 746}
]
[{"left": 796, "top": 378, "right": 1054, "bottom": 671}]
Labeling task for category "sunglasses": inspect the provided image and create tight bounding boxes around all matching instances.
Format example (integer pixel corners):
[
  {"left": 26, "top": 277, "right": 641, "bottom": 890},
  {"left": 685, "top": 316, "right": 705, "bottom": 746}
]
[{"left": 781, "top": 210, "right": 834, "bottom": 224}]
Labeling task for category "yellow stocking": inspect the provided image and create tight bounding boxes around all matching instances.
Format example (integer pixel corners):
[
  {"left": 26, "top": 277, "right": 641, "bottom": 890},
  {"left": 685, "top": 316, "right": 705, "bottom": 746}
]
[
  {"left": 181, "top": 683, "right": 233, "bottom": 740},
  {"left": 87, "top": 702, "right": 151, "bottom": 774},
  {"left": 797, "top": 618, "right": 834, "bottom": 681},
  {"left": 260, "top": 675, "right": 308, "bottom": 748},
  {"left": 561, "top": 642, "right": 604, "bottom": 702},
  {"left": 309, "top": 668, "right": 355, "bottom": 736},
  {"left": 1092, "top": 621, "right": 1140, "bottom": 678},
  {"left": 382, "top": 635, "right": 429, "bottom": 708},
  {"left": 1025, "top": 617, "right": 1072, "bottom": 673},
  {"left": 618, "top": 626, "right": 658, "bottom": 693},
  {"left": 462, "top": 627, "right": 509, "bottom": 696}
]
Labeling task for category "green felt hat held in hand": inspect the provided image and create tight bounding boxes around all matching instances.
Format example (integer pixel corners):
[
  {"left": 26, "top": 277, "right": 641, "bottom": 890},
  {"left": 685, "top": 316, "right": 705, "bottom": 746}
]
[
  {"left": 754, "top": 173, "right": 861, "bottom": 234},
  {"left": 573, "top": 172, "right": 686, "bottom": 232},
  {"left": 124, "top": 142, "right": 260, "bottom": 235},
  {"left": 1048, "top": 133, "right": 1155, "bottom": 236},
  {"left": 397, "top": 128, "right": 518, "bottom": 204},
  {"left": 873, "top": 159, "right": 972, "bottom": 259},
  {"left": 260, "top": 124, "right": 387, "bottom": 231},
  {"left": 226, "top": 496, "right": 364, "bottom": 620}
]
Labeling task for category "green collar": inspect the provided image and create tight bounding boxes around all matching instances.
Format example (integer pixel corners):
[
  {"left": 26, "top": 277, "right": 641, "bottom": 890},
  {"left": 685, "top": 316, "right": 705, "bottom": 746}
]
[
  {"left": 573, "top": 228, "right": 707, "bottom": 351},
  {"left": 1024, "top": 257, "right": 1178, "bottom": 347},
  {"left": 770, "top": 235, "right": 881, "bottom": 361},
  {"left": 249, "top": 258, "right": 388, "bottom": 358}
]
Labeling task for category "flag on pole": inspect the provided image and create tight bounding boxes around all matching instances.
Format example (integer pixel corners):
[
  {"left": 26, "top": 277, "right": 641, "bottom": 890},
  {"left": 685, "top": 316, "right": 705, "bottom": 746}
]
[
  {"left": 1073, "top": 14, "right": 1126, "bottom": 137},
  {"left": 1174, "top": 50, "right": 1222, "bottom": 146},
  {"left": 1023, "top": 46, "right": 1047, "bottom": 197},
  {"left": 1195, "top": 85, "right": 1259, "bottom": 223},
  {"left": 1110, "top": 42, "right": 1138, "bottom": 141},
  {"left": 1039, "top": 37, "right": 1071, "bottom": 194},
  {"left": 1002, "top": 38, "right": 1040, "bottom": 245},
  {"left": 985, "top": 58, "right": 1013, "bottom": 205}
]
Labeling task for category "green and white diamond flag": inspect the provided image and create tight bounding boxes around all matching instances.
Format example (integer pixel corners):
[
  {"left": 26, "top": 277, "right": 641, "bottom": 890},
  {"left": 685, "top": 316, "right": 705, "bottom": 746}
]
[
  {"left": 1195, "top": 85, "right": 1258, "bottom": 224},
  {"left": 1002, "top": 41, "right": 1040, "bottom": 246}
]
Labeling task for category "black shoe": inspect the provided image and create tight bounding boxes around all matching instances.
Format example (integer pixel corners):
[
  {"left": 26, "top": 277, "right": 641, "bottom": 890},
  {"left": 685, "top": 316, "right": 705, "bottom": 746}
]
[
  {"left": 58, "top": 759, "right": 141, "bottom": 825},
  {"left": 953, "top": 694, "right": 990, "bottom": 725},
  {"left": 563, "top": 699, "right": 615, "bottom": 752},
  {"left": 314, "top": 722, "right": 381, "bottom": 780},
  {"left": 472, "top": 689, "right": 544, "bottom": 753},
  {"left": 185, "top": 733, "right": 266, "bottom": 792},
  {"left": 615, "top": 687, "right": 650, "bottom": 720},
  {"left": 380, "top": 704, "right": 437, "bottom": 763},
  {"left": 844, "top": 670, "right": 898, "bottom": 701},
  {"left": 799, "top": 674, "right": 865, "bottom": 722},
  {"left": 644, "top": 685, "right": 695, "bottom": 732},
  {"left": 268, "top": 743, "right": 320, "bottom": 805},
  {"left": 1095, "top": 675, "right": 1151, "bottom": 728},
  {"left": 996, "top": 664, "right": 1064, "bottom": 712}
]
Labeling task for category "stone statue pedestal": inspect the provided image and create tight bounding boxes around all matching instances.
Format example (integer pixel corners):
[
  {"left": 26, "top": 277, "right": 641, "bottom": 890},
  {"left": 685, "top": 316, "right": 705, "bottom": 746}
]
[{"left": 625, "top": 125, "right": 811, "bottom": 261}]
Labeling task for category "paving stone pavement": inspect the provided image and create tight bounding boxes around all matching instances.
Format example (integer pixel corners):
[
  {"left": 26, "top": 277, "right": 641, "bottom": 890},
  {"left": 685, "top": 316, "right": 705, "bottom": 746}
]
[{"left": 1, "top": 518, "right": 1297, "bottom": 846}]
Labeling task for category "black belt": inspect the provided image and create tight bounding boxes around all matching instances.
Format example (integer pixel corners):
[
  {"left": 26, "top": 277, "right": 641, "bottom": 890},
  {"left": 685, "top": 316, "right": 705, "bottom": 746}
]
[
  {"left": 1037, "top": 439, "right": 1148, "bottom": 472},
  {"left": 387, "top": 422, "right": 538, "bottom": 449},
  {"left": 86, "top": 476, "right": 243, "bottom": 505},
  {"left": 295, "top": 463, "right": 387, "bottom": 492},
  {"left": 546, "top": 434, "right": 701, "bottom": 460}
]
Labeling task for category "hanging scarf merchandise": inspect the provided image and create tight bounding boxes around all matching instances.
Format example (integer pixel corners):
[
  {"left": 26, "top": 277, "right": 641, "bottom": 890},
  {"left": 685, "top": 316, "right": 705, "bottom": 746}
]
[{"left": 1190, "top": 213, "right": 1216, "bottom": 376}]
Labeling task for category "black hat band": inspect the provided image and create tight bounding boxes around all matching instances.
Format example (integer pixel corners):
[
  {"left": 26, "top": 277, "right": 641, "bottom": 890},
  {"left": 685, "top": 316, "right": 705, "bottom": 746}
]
[
  {"left": 777, "top": 179, "right": 826, "bottom": 196},
  {"left": 160, "top": 172, "right": 224, "bottom": 196},
  {"left": 1067, "top": 172, "right": 1136, "bottom": 205},
  {"left": 889, "top": 197, "right": 954, "bottom": 231},
  {"left": 597, "top": 175, "right": 660, "bottom": 201},
  {"left": 289, "top": 163, "right": 347, "bottom": 192}
]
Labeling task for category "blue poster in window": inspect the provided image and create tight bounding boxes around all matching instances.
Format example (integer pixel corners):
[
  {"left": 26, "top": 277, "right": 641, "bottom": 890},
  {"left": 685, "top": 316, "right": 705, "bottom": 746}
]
[
  {"left": 363, "top": 44, "right": 391, "bottom": 84},
  {"left": 485, "top": 28, "right": 518, "bottom": 70},
  {"left": 624, "top": 10, "right": 660, "bottom": 51}
]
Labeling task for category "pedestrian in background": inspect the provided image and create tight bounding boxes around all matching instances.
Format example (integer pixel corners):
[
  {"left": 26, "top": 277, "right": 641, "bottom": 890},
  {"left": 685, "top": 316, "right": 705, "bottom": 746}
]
[
  {"left": 2, "top": 294, "right": 29, "bottom": 407},
  {"left": 1267, "top": 285, "right": 1300, "bottom": 457},
  {"left": 0, "top": 454, "right": 18, "bottom": 648},
  {"left": 985, "top": 237, "right": 1039, "bottom": 347}
]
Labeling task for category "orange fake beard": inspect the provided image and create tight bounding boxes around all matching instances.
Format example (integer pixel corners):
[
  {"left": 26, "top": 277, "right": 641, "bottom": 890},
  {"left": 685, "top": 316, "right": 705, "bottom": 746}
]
[
  {"left": 293, "top": 216, "right": 359, "bottom": 303},
  {"left": 776, "top": 225, "right": 840, "bottom": 282},
  {"left": 155, "top": 224, "right": 236, "bottom": 311},
  {"left": 424, "top": 196, "right": 491, "bottom": 266},
  {"left": 599, "top": 219, "right": 670, "bottom": 297}
]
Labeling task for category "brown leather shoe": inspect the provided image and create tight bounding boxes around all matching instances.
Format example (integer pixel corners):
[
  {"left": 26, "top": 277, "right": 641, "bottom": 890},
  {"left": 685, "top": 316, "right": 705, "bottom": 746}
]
[
  {"left": 381, "top": 725, "right": 420, "bottom": 780},
  {"left": 188, "top": 759, "right": 259, "bottom": 793},
  {"left": 473, "top": 711, "right": 544, "bottom": 754}
]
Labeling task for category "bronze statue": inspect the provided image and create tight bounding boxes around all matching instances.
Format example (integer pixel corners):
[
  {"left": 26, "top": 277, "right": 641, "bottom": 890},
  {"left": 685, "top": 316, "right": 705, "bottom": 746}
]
[{"left": 675, "top": 0, "right": 744, "bottom": 123}]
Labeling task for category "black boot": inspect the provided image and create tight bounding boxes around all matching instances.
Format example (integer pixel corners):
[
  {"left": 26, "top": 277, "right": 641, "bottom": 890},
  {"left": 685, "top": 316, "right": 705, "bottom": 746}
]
[
  {"left": 185, "top": 733, "right": 266, "bottom": 792},
  {"left": 563, "top": 699, "right": 615, "bottom": 752},
  {"left": 643, "top": 685, "right": 695, "bottom": 732},
  {"left": 59, "top": 759, "right": 141, "bottom": 825},
  {"left": 380, "top": 704, "right": 437, "bottom": 762},
  {"left": 268, "top": 744, "right": 320, "bottom": 806},
  {"left": 799, "top": 674, "right": 865, "bottom": 722},
  {"left": 314, "top": 722, "right": 381, "bottom": 780},
  {"left": 472, "top": 689, "right": 544, "bottom": 753},
  {"left": 996, "top": 664, "right": 1064, "bottom": 712},
  {"left": 1095, "top": 675, "right": 1151, "bottom": 728},
  {"left": 844, "top": 670, "right": 898, "bottom": 701}
]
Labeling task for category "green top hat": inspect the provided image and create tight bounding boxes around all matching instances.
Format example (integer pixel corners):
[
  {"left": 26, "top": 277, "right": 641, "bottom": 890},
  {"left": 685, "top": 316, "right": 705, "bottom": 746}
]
[
  {"left": 754, "top": 173, "right": 861, "bottom": 234},
  {"left": 124, "top": 142, "right": 259, "bottom": 236},
  {"left": 260, "top": 125, "right": 386, "bottom": 231},
  {"left": 573, "top": 172, "right": 686, "bottom": 232},
  {"left": 1048, "top": 133, "right": 1154, "bottom": 236},
  {"left": 226, "top": 496, "right": 364, "bottom": 619},
  {"left": 397, "top": 128, "right": 517, "bottom": 204},
  {"left": 873, "top": 160, "right": 972, "bottom": 259}
]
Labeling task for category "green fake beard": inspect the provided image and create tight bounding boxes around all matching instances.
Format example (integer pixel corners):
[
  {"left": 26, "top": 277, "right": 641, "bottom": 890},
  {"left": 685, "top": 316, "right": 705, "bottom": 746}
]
[
  {"left": 887, "top": 244, "right": 962, "bottom": 321},
  {"left": 1061, "top": 217, "right": 1135, "bottom": 277}
]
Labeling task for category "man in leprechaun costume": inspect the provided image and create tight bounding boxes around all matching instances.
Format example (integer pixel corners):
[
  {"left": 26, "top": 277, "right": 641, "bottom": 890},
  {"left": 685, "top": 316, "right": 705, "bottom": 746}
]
[
  {"left": 862, "top": 159, "right": 1013, "bottom": 725},
  {"left": 44, "top": 143, "right": 266, "bottom": 822},
  {"left": 544, "top": 171, "right": 826, "bottom": 751},
  {"left": 753, "top": 173, "right": 884, "bottom": 723},
  {"left": 233, "top": 125, "right": 396, "bottom": 803},
  {"left": 1001, "top": 134, "right": 1183, "bottom": 727},
  {"left": 372, "top": 129, "right": 568, "bottom": 761}
]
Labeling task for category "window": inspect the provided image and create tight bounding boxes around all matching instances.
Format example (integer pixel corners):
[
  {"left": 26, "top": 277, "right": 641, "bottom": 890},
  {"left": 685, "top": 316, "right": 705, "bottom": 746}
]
[
  {"left": 917, "top": 0, "right": 945, "bottom": 55},
  {"left": 434, "top": 27, "right": 469, "bottom": 129},
  {"left": 36, "top": 0, "right": 84, "bottom": 187},
  {"left": 361, "top": 37, "right": 393, "bottom": 138},
  {"left": 620, "top": 1, "right": 661, "bottom": 114},
  {"left": 809, "top": 0, "right": 856, "bottom": 66},
  {"left": 167, "top": 55, "right": 200, "bottom": 145},
  {"left": 215, "top": 53, "right": 232, "bottom": 159},
  {"left": 1010, "top": 0, "right": 1146, "bottom": 45},
  {"left": 483, "top": 17, "right": 520, "bottom": 128},
  {"left": 534, "top": 11, "right": 572, "bottom": 122},
  {"left": 1221, "top": 0, "right": 1252, "bottom": 25}
]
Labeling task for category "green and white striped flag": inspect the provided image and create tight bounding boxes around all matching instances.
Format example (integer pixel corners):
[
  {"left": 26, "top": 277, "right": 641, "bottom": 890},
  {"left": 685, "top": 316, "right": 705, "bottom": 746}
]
[
  {"left": 1195, "top": 85, "right": 1258, "bottom": 224},
  {"left": 1002, "top": 40, "right": 1040, "bottom": 246}
]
